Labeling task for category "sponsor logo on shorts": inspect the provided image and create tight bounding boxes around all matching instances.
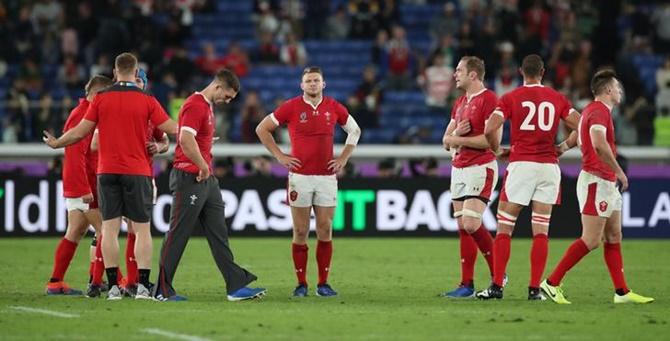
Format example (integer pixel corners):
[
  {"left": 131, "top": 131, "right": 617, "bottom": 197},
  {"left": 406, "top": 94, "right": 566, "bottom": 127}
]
[
  {"left": 190, "top": 194, "right": 198, "bottom": 205},
  {"left": 290, "top": 190, "right": 298, "bottom": 201},
  {"left": 599, "top": 200, "right": 608, "bottom": 212}
]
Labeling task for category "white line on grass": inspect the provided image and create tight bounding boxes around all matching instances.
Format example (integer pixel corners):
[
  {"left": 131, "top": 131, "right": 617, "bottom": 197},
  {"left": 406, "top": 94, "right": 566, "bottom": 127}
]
[
  {"left": 9, "top": 306, "right": 80, "bottom": 318},
  {"left": 142, "top": 328, "right": 212, "bottom": 341}
]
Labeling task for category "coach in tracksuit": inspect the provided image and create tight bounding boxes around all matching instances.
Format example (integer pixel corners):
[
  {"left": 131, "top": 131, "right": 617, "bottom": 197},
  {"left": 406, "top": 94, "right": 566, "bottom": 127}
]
[{"left": 153, "top": 69, "right": 265, "bottom": 302}]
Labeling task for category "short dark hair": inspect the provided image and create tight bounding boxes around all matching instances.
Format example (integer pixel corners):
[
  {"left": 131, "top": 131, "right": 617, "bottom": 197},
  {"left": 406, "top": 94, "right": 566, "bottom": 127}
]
[
  {"left": 114, "top": 52, "right": 138, "bottom": 75},
  {"left": 302, "top": 66, "right": 323, "bottom": 76},
  {"left": 85, "top": 75, "right": 113, "bottom": 95},
  {"left": 591, "top": 69, "right": 617, "bottom": 96},
  {"left": 215, "top": 68, "right": 240, "bottom": 92},
  {"left": 521, "top": 54, "right": 544, "bottom": 78},
  {"left": 460, "top": 56, "right": 485, "bottom": 81}
]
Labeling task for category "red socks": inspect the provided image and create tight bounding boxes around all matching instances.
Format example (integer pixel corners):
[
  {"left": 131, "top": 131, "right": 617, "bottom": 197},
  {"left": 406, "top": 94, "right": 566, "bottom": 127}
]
[
  {"left": 529, "top": 234, "right": 548, "bottom": 288},
  {"left": 92, "top": 235, "right": 105, "bottom": 285},
  {"left": 292, "top": 243, "right": 308, "bottom": 285},
  {"left": 548, "top": 238, "right": 590, "bottom": 285},
  {"left": 125, "top": 232, "right": 138, "bottom": 286},
  {"left": 316, "top": 240, "right": 333, "bottom": 285},
  {"left": 604, "top": 242, "right": 629, "bottom": 294},
  {"left": 493, "top": 233, "right": 511, "bottom": 287},
  {"left": 470, "top": 225, "right": 495, "bottom": 275},
  {"left": 50, "top": 238, "right": 78, "bottom": 282},
  {"left": 458, "top": 229, "right": 477, "bottom": 286}
]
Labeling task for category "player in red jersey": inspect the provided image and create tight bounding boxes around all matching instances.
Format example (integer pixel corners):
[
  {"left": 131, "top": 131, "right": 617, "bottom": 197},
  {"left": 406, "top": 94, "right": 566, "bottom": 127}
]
[
  {"left": 540, "top": 69, "right": 654, "bottom": 304},
  {"left": 440, "top": 56, "right": 500, "bottom": 298},
  {"left": 154, "top": 69, "right": 264, "bottom": 302},
  {"left": 256, "top": 66, "right": 361, "bottom": 297},
  {"left": 45, "top": 75, "right": 113, "bottom": 295},
  {"left": 44, "top": 52, "right": 177, "bottom": 300},
  {"left": 475, "top": 55, "right": 581, "bottom": 300},
  {"left": 86, "top": 68, "right": 171, "bottom": 298}
]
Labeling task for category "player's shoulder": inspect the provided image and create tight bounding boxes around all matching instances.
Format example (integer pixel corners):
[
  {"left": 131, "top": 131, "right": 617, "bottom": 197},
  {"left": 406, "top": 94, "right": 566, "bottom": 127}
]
[
  {"left": 481, "top": 89, "right": 498, "bottom": 102},
  {"left": 323, "top": 95, "right": 346, "bottom": 108},
  {"left": 278, "top": 96, "right": 303, "bottom": 108}
]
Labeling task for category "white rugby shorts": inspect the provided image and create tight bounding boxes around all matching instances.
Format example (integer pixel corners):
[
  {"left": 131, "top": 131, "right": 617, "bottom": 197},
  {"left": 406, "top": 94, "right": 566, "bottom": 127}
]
[
  {"left": 287, "top": 173, "right": 338, "bottom": 207},
  {"left": 451, "top": 160, "right": 498, "bottom": 201},
  {"left": 500, "top": 161, "right": 561, "bottom": 206},
  {"left": 65, "top": 197, "right": 89, "bottom": 212},
  {"left": 576, "top": 171, "right": 622, "bottom": 218}
]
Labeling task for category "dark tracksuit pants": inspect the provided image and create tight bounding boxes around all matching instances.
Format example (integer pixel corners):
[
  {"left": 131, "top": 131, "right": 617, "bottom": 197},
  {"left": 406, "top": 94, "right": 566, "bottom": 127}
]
[{"left": 154, "top": 169, "right": 256, "bottom": 298}]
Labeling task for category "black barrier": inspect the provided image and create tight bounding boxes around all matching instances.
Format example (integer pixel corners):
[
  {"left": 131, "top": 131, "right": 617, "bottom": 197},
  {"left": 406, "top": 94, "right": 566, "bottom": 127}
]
[{"left": 1, "top": 174, "right": 669, "bottom": 237}]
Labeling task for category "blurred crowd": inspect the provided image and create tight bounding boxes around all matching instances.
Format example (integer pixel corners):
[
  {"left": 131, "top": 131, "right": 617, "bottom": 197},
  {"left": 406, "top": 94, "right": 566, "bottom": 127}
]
[{"left": 1, "top": 0, "right": 670, "bottom": 149}]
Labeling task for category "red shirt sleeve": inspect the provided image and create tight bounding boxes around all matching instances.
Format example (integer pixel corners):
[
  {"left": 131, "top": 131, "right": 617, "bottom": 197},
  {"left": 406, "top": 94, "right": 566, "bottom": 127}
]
[
  {"left": 335, "top": 101, "right": 350, "bottom": 125},
  {"left": 149, "top": 97, "right": 170, "bottom": 127},
  {"left": 181, "top": 102, "right": 206, "bottom": 133},
  {"left": 481, "top": 91, "right": 497, "bottom": 120},
  {"left": 152, "top": 127, "right": 165, "bottom": 141},
  {"left": 450, "top": 97, "right": 460, "bottom": 120},
  {"left": 496, "top": 94, "right": 512, "bottom": 119},
  {"left": 84, "top": 96, "right": 100, "bottom": 122},
  {"left": 559, "top": 93, "right": 572, "bottom": 119},
  {"left": 272, "top": 101, "right": 292, "bottom": 125},
  {"left": 588, "top": 109, "right": 610, "bottom": 129}
]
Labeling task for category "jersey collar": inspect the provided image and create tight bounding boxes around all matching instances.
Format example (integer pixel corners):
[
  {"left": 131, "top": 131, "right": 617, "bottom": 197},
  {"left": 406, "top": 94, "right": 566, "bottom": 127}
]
[
  {"left": 596, "top": 100, "right": 613, "bottom": 112},
  {"left": 466, "top": 88, "right": 487, "bottom": 102},
  {"left": 195, "top": 91, "right": 213, "bottom": 106},
  {"left": 302, "top": 95, "right": 323, "bottom": 109},
  {"left": 523, "top": 83, "right": 544, "bottom": 87}
]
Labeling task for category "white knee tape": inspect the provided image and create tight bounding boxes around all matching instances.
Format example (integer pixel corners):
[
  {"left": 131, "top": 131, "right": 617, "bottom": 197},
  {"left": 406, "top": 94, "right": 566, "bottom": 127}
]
[
  {"left": 496, "top": 210, "right": 517, "bottom": 226},
  {"left": 461, "top": 209, "right": 482, "bottom": 219},
  {"left": 454, "top": 211, "right": 463, "bottom": 218},
  {"left": 531, "top": 212, "right": 551, "bottom": 226}
]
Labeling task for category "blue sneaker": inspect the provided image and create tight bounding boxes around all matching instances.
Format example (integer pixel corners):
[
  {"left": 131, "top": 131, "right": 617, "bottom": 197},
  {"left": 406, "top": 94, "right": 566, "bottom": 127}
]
[
  {"left": 316, "top": 284, "right": 338, "bottom": 297},
  {"left": 440, "top": 284, "right": 475, "bottom": 298},
  {"left": 293, "top": 284, "right": 308, "bottom": 297},
  {"left": 226, "top": 287, "right": 266, "bottom": 301},
  {"left": 156, "top": 294, "right": 188, "bottom": 302}
]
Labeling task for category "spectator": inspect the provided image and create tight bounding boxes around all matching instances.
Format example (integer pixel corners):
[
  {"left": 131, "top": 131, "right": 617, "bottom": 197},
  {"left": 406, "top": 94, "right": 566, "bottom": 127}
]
[
  {"left": 494, "top": 64, "right": 519, "bottom": 97},
  {"left": 166, "top": 47, "right": 196, "bottom": 90},
  {"left": 326, "top": 5, "right": 350, "bottom": 40},
  {"left": 221, "top": 42, "right": 251, "bottom": 77},
  {"left": 57, "top": 54, "right": 86, "bottom": 92},
  {"left": 303, "top": 0, "right": 330, "bottom": 39},
  {"left": 195, "top": 42, "right": 226, "bottom": 76},
  {"left": 626, "top": 96, "right": 656, "bottom": 146},
  {"left": 240, "top": 90, "right": 265, "bottom": 143},
  {"left": 523, "top": 0, "right": 551, "bottom": 42},
  {"left": 430, "top": 2, "right": 460, "bottom": 40},
  {"left": 279, "top": 32, "right": 307, "bottom": 66},
  {"left": 651, "top": 3, "right": 670, "bottom": 54},
  {"left": 248, "top": 155, "right": 273, "bottom": 177},
  {"left": 430, "top": 34, "right": 456, "bottom": 69},
  {"left": 377, "top": 157, "right": 397, "bottom": 178},
  {"left": 417, "top": 53, "right": 453, "bottom": 109},
  {"left": 31, "top": 0, "right": 63, "bottom": 36},
  {"left": 571, "top": 40, "right": 593, "bottom": 97},
  {"left": 385, "top": 25, "right": 411, "bottom": 90},
  {"left": 377, "top": 0, "right": 400, "bottom": 33},
  {"left": 90, "top": 54, "right": 112, "bottom": 77},
  {"left": 370, "top": 29, "right": 389, "bottom": 67},
  {"left": 495, "top": 0, "right": 521, "bottom": 44},
  {"left": 280, "top": 0, "right": 304, "bottom": 38},
  {"left": 348, "top": 0, "right": 380, "bottom": 39},
  {"left": 354, "top": 65, "right": 383, "bottom": 128},
  {"left": 457, "top": 21, "right": 476, "bottom": 57},
  {"left": 213, "top": 157, "right": 235, "bottom": 179},
  {"left": 656, "top": 56, "right": 670, "bottom": 116},
  {"left": 254, "top": 1, "right": 280, "bottom": 37},
  {"left": 254, "top": 30, "right": 280, "bottom": 63}
]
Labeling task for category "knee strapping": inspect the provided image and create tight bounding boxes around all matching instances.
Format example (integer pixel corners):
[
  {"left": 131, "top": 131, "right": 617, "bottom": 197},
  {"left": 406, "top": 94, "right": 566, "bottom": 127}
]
[
  {"left": 496, "top": 210, "right": 517, "bottom": 226},
  {"left": 531, "top": 212, "right": 551, "bottom": 226},
  {"left": 454, "top": 211, "right": 463, "bottom": 218},
  {"left": 461, "top": 209, "right": 482, "bottom": 219}
]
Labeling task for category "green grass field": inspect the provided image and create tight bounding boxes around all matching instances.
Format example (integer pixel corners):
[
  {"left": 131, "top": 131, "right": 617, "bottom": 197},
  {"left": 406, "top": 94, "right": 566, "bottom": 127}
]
[{"left": 0, "top": 237, "right": 668, "bottom": 340}]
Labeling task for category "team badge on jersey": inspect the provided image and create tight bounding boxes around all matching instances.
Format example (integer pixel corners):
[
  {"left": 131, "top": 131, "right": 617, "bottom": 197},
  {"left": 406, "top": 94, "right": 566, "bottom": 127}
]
[
  {"left": 299, "top": 112, "right": 307, "bottom": 123},
  {"left": 599, "top": 200, "right": 608, "bottom": 212},
  {"left": 290, "top": 190, "right": 298, "bottom": 201}
]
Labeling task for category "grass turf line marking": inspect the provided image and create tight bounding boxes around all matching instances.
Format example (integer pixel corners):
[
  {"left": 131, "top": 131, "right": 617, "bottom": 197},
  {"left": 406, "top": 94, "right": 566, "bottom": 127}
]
[
  {"left": 142, "top": 328, "right": 212, "bottom": 341},
  {"left": 9, "top": 306, "right": 80, "bottom": 318}
]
